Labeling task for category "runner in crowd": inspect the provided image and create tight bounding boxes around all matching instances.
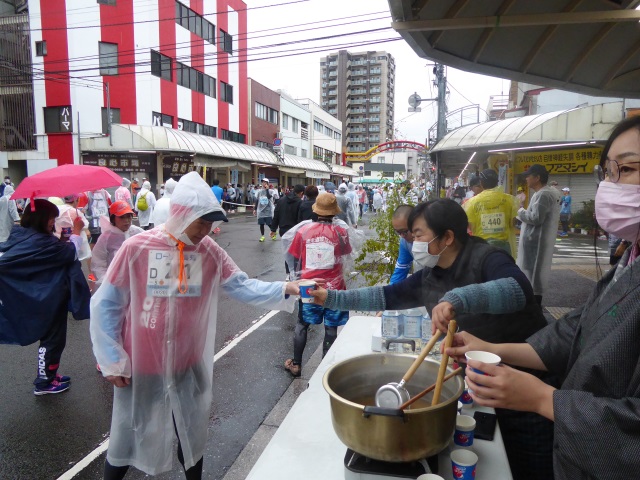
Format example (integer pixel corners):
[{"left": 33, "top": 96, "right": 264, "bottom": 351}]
[
  {"left": 134, "top": 180, "right": 156, "bottom": 231},
  {"left": 91, "top": 201, "right": 144, "bottom": 284},
  {"left": 444, "top": 115, "right": 640, "bottom": 480},
  {"left": 54, "top": 194, "right": 92, "bottom": 261},
  {"left": 90, "top": 171, "right": 306, "bottom": 480},
  {"left": 114, "top": 178, "right": 133, "bottom": 209},
  {"left": 0, "top": 199, "right": 90, "bottom": 395},
  {"left": 150, "top": 178, "right": 176, "bottom": 226},
  {"left": 0, "top": 184, "right": 20, "bottom": 242},
  {"left": 345, "top": 182, "right": 359, "bottom": 222},
  {"left": 254, "top": 178, "right": 275, "bottom": 242},
  {"left": 336, "top": 184, "right": 357, "bottom": 227},
  {"left": 282, "top": 193, "right": 361, "bottom": 377},
  {"left": 356, "top": 185, "right": 367, "bottom": 218},
  {"left": 210, "top": 178, "right": 223, "bottom": 203},
  {"left": 86, "top": 187, "right": 112, "bottom": 246},
  {"left": 270, "top": 184, "right": 304, "bottom": 241},
  {"left": 298, "top": 185, "right": 318, "bottom": 222}
]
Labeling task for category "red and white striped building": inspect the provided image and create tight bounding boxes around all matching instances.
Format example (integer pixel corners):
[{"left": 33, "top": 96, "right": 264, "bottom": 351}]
[{"left": 1, "top": 0, "right": 249, "bottom": 185}]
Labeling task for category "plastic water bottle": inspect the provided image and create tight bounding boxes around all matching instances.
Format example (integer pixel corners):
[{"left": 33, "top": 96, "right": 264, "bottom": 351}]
[
  {"left": 421, "top": 313, "right": 432, "bottom": 342},
  {"left": 381, "top": 310, "right": 402, "bottom": 338},
  {"left": 402, "top": 308, "right": 422, "bottom": 339}
]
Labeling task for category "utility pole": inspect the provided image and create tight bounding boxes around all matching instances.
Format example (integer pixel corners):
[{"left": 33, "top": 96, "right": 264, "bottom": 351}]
[{"left": 433, "top": 63, "right": 447, "bottom": 193}]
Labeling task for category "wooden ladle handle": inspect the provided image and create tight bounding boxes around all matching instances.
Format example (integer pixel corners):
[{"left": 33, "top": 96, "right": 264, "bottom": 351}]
[
  {"left": 431, "top": 320, "right": 457, "bottom": 406},
  {"left": 401, "top": 331, "right": 442, "bottom": 384}
]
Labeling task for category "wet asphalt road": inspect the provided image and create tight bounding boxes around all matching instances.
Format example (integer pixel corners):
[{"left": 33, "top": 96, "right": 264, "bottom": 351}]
[{"left": 0, "top": 214, "right": 327, "bottom": 480}]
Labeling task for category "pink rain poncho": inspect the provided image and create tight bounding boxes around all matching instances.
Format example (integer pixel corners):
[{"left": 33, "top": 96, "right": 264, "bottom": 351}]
[{"left": 90, "top": 172, "right": 295, "bottom": 475}]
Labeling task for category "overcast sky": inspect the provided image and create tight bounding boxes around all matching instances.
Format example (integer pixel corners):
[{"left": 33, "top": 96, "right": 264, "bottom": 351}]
[{"left": 244, "top": 0, "right": 508, "bottom": 145}]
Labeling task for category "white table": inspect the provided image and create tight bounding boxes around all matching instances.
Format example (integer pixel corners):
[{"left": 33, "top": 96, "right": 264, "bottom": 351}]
[{"left": 247, "top": 316, "right": 513, "bottom": 480}]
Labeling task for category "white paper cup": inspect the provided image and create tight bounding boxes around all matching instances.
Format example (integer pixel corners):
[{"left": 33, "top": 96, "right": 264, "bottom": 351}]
[
  {"left": 417, "top": 475, "right": 445, "bottom": 480},
  {"left": 299, "top": 280, "right": 316, "bottom": 303},
  {"left": 465, "top": 350, "right": 501, "bottom": 376},
  {"left": 451, "top": 449, "right": 478, "bottom": 480},
  {"left": 454, "top": 414, "right": 476, "bottom": 447}
]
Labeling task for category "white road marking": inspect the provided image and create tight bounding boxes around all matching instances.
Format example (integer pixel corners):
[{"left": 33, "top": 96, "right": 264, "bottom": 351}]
[{"left": 56, "top": 309, "right": 281, "bottom": 480}]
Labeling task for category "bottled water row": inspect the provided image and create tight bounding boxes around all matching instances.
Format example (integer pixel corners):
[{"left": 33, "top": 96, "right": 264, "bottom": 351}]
[{"left": 381, "top": 308, "right": 442, "bottom": 356}]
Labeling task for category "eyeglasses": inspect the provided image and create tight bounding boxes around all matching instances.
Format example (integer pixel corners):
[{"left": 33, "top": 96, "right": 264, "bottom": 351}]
[
  {"left": 595, "top": 159, "right": 640, "bottom": 183},
  {"left": 394, "top": 229, "right": 410, "bottom": 237}
]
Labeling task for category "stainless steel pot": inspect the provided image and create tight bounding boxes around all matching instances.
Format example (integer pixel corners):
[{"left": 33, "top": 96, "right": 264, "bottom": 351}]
[{"left": 323, "top": 353, "right": 463, "bottom": 463}]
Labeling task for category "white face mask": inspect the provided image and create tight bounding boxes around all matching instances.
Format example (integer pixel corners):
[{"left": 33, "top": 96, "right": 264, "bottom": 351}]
[
  {"left": 595, "top": 181, "right": 640, "bottom": 243},
  {"left": 412, "top": 237, "right": 447, "bottom": 269}
]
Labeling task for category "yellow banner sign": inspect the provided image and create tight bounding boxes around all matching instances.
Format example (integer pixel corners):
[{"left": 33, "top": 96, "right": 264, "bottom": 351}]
[{"left": 489, "top": 148, "right": 602, "bottom": 175}]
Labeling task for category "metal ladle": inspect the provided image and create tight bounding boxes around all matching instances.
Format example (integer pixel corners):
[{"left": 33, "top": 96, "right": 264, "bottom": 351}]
[{"left": 375, "top": 332, "right": 443, "bottom": 408}]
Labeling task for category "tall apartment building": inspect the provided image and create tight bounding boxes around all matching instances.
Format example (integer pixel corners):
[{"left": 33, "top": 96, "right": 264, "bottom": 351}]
[{"left": 319, "top": 50, "right": 395, "bottom": 154}]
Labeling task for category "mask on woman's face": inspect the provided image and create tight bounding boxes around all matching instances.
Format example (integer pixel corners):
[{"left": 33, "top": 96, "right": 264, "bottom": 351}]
[
  {"left": 412, "top": 237, "right": 447, "bottom": 269},
  {"left": 595, "top": 181, "right": 640, "bottom": 243}
]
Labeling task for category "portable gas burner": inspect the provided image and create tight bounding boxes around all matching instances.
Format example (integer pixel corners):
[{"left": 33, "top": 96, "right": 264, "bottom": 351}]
[{"left": 344, "top": 449, "right": 439, "bottom": 479}]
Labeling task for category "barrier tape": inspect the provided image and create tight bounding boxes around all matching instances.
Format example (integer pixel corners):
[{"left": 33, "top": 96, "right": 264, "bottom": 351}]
[{"left": 222, "top": 201, "right": 255, "bottom": 208}]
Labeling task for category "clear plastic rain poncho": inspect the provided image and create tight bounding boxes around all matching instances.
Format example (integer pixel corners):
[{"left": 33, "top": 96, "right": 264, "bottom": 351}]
[
  {"left": 90, "top": 172, "right": 295, "bottom": 475},
  {"left": 150, "top": 178, "right": 177, "bottom": 226},
  {"left": 91, "top": 215, "right": 144, "bottom": 283},
  {"left": 255, "top": 187, "right": 275, "bottom": 219},
  {"left": 134, "top": 181, "right": 156, "bottom": 227},
  {"left": 0, "top": 185, "right": 19, "bottom": 243},
  {"left": 115, "top": 178, "right": 133, "bottom": 208},
  {"left": 346, "top": 183, "right": 360, "bottom": 221},
  {"left": 282, "top": 218, "right": 364, "bottom": 290},
  {"left": 463, "top": 186, "right": 520, "bottom": 258},
  {"left": 54, "top": 204, "right": 92, "bottom": 261},
  {"left": 516, "top": 185, "right": 561, "bottom": 296}
]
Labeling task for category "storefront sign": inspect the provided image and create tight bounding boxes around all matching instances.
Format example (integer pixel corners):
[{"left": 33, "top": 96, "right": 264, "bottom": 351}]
[
  {"left": 163, "top": 155, "right": 201, "bottom": 179},
  {"left": 82, "top": 152, "right": 154, "bottom": 172},
  {"left": 306, "top": 170, "right": 330, "bottom": 179},
  {"left": 490, "top": 148, "right": 602, "bottom": 175}
]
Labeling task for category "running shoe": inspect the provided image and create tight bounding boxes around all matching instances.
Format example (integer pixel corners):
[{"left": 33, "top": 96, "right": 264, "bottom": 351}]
[
  {"left": 55, "top": 374, "right": 71, "bottom": 384},
  {"left": 259, "top": 236, "right": 265, "bottom": 242},
  {"left": 271, "top": 233, "right": 277, "bottom": 241},
  {"left": 34, "top": 380, "right": 70, "bottom": 396},
  {"left": 284, "top": 359, "right": 301, "bottom": 377}
]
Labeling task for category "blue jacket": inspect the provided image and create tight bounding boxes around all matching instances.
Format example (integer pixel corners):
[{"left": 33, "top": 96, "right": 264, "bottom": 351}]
[
  {"left": 390, "top": 237, "right": 413, "bottom": 284},
  {"left": 560, "top": 195, "right": 572, "bottom": 214},
  {"left": 211, "top": 185, "right": 223, "bottom": 203},
  {"left": 0, "top": 226, "right": 90, "bottom": 345}
]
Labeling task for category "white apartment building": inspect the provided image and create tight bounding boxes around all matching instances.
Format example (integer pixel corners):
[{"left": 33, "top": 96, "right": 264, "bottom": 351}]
[
  {"left": 278, "top": 91, "right": 311, "bottom": 158},
  {"left": 296, "top": 98, "right": 342, "bottom": 165}
]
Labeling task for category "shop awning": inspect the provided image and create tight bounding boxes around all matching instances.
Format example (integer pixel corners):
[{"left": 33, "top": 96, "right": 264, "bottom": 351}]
[
  {"left": 430, "top": 102, "right": 622, "bottom": 178},
  {"left": 387, "top": 1, "right": 640, "bottom": 99},
  {"left": 194, "top": 158, "right": 251, "bottom": 171},
  {"left": 332, "top": 165, "right": 359, "bottom": 177},
  {"left": 81, "top": 124, "right": 281, "bottom": 166},
  {"left": 282, "top": 154, "right": 331, "bottom": 175}
]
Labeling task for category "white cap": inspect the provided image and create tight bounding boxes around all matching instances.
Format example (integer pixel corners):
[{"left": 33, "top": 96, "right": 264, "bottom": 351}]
[
  {"left": 262, "top": 178, "right": 269, "bottom": 183},
  {"left": 562, "top": 187, "right": 570, "bottom": 192}
]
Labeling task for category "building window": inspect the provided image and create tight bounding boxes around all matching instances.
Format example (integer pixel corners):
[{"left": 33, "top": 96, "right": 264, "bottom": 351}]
[
  {"left": 152, "top": 111, "right": 173, "bottom": 128},
  {"left": 35, "top": 41, "right": 47, "bottom": 56},
  {"left": 377, "top": 156, "right": 385, "bottom": 163},
  {"left": 101, "top": 107, "right": 121, "bottom": 134},
  {"left": 268, "top": 108, "right": 278, "bottom": 124},
  {"left": 175, "top": 1, "right": 216, "bottom": 44},
  {"left": 97, "top": 0, "right": 116, "bottom": 5},
  {"left": 221, "top": 129, "right": 245, "bottom": 144},
  {"left": 313, "top": 145, "right": 323, "bottom": 161},
  {"left": 324, "top": 125, "right": 332, "bottom": 136},
  {"left": 255, "top": 140, "right": 271, "bottom": 149},
  {"left": 220, "top": 81, "right": 233, "bottom": 103},
  {"left": 176, "top": 62, "right": 216, "bottom": 98},
  {"left": 151, "top": 50, "right": 172, "bottom": 81},
  {"left": 364, "top": 170, "right": 371, "bottom": 176},
  {"left": 220, "top": 29, "right": 233, "bottom": 54},
  {"left": 314, "top": 120, "right": 323, "bottom": 133},
  {"left": 178, "top": 118, "right": 216, "bottom": 137},
  {"left": 301, "top": 148, "right": 307, "bottom": 157},
  {"left": 291, "top": 118, "right": 299, "bottom": 133},
  {"left": 255, "top": 102, "right": 278, "bottom": 124},
  {"left": 99, "top": 42, "right": 118, "bottom": 76},
  {"left": 44, "top": 106, "right": 73, "bottom": 133},
  {"left": 282, "top": 114, "right": 289, "bottom": 130},
  {"left": 284, "top": 145, "right": 296, "bottom": 155},
  {"left": 334, "top": 131, "right": 341, "bottom": 141}
]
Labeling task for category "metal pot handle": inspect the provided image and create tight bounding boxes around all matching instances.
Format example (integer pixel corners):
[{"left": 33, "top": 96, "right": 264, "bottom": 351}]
[{"left": 384, "top": 338, "right": 416, "bottom": 352}]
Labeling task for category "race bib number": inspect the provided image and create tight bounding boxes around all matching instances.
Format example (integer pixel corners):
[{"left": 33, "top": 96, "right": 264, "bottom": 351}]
[
  {"left": 481, "top": 212, "right": 505, "bottom": 234},
  {"left": 259, "top": 196, "right": 269, "bottom": 206},
  {"left": 306, "top": 241, "right": 335, "bottom": 270},
  {"left": 147, "top": 250, "right": 203, "bottom": 297}
]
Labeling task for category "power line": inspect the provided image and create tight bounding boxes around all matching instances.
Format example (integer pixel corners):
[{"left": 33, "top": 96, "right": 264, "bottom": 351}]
[{"left": 29, "top": 0, "right": 311, "bottom": 32}]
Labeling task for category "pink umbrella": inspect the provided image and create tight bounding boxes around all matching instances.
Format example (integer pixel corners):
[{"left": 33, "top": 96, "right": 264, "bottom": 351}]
[{"left": 12, "top": 164, "right": 123, "bottom": 200}]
